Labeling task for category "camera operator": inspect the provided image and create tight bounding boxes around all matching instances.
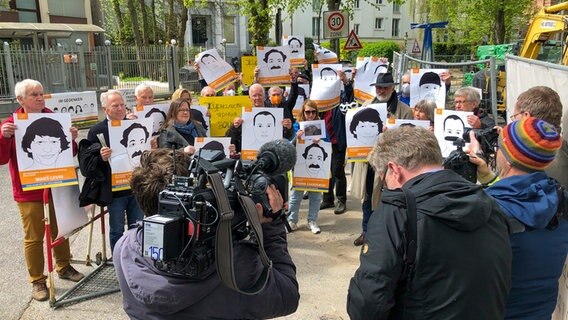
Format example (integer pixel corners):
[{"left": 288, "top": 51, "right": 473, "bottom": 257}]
[
  {"left": 113, "top": 148, "right": 299, "bottom": 319},
  {"left": 468, "top": 117, "right": 568, "bottom": 319}
]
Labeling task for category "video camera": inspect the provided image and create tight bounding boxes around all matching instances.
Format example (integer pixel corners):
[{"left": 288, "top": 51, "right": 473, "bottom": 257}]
[
  {"left": 444, "top": 127, "right": 499, "bottom": 183},
  {"left": 141, "top": 139, "right": 296, "bottom": 281}
]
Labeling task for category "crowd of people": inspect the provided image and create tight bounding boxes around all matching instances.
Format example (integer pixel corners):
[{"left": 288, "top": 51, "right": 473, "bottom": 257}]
[{"left": 1, "top": 54, "right": 567, "bottom": 319}]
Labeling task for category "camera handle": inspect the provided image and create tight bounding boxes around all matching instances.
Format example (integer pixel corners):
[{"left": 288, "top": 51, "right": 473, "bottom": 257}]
[{"left": 207, "top": 172, "right": 272, "bottom": 295}]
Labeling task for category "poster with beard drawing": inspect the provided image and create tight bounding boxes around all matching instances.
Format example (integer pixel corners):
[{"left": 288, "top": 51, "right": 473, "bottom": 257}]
[
  {"left": 282, "top": 35, "right": 305, "bottom": 68},
  {"left": 433, "top": 109, "right": 473, "bottom": 158},
  {"left": 345, "top": 103, "right": 388, "bottom": 162},
  {"left": 134, "top": 103, "right": 170, "bottom": 136},
  {"left": 410, "top": 68, "right": 448, "bottom": 108},
  {"left": 292, "top": 140, "right": 332, "bottom": 192},
  {"left": 354, "top": 57, "right": 389, "bottom": 104},
  {"left": 196, "top": 49, "right": 238, "bottom": 91},
  {"left": 310, "top": 64, "right": 342, "bottom": 112},
  {"left": 109, "top": 118, "right": 153, "bottom": 191},
  {"left": 241, "top": 107, "right": 284, "bottom": 160},
  {"left": 257, "top": 45, "right": 291, "bottom": 85},
  {"left": 14, "top": 113, "right": 78, "bottom": 191}
]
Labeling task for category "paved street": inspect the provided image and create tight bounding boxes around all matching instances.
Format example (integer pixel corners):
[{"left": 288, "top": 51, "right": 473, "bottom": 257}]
[{"left": 0, "top": 128, "right": 363, "bottom": 320}]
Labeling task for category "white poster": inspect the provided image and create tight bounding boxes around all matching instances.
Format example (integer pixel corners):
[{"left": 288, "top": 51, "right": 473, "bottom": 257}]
[
  {"left": 409, "top": 68, "right": 448, "bottom": 108},
  {"left": 108, "top": 118, "right": 153, "bottom": 191},
  {"left": 385, "top": 118, "right": 431, "bottom": 129},
  {"left": 354, "top": 57, "right": 389, "bottom": 104},
  {"left": 292, "top": 140, "right": 332, "bottom": 192},
  {"left": 313, "top": 44, "right": 338, "bottom": 64},
  {"left": 310, "top": 64, "right": 342, "bottom": 112},
  {"left": 13, "top": 113, "right": 78, "bottom": 191},
  {"left": 196, "top": 48, "right": 238, "bottom": 91},
  {"left": 134, "top": 103, "right": 170, "bottom": 136},
  {"left": 282, "top": 35, "right": 305, "bottom": 68},
  {"left": 241, "top": 107, "right": 284, "bottom": 160},
  {"left": 194, "top": 137, "right": 231, "bottom": 159},
  {"left": 345, "top": 104, "right": 387, "bottom": 161},
  {"left": 44, "top": 91, "right": 98, "bottom": 125},
  {"left": 52, "top": 185, "right": 90, "bottom": 239},
  {"left": 433, "top": 109, "right": 472, "bottom": 158},
  {"left": 299, "top": 120, "right": 326, "bottom": 140},
  {"left": 257, "top": 45, "right": 292, "bottom": 85}
]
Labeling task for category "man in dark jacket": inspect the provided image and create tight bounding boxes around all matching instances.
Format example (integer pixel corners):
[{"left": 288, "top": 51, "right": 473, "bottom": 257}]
[
  {"left": 114, "top": 149, "right": 299, "bottom": 319},
  {"left": 347, "top": 125, "right": 512, "bottom": 320}
]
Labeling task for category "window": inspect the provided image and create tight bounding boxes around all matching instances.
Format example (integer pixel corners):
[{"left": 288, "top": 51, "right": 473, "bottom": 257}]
[
  {"left": 223, "top": 16, "right": 236, "bottom": 43},
  {"left": 354, "top": 0, "right": 360, "bottom": 8},
  {"left": 393, "top": 3, "right": 400, "bottom": 13},
  {"left": 375, "top": 18, "right": 383, "bottom": 29},
  {"left": 392, "top": 18, "right": 400, "bottom": 37},
  {"left": 354, "top": 24, "right": 360, "bottom": 34},
  {"left": 312, "top": 17, "right": 321, "bottom": 37},
  {"left": 376, "top": 0, "right": 383, "bottom": 4}
]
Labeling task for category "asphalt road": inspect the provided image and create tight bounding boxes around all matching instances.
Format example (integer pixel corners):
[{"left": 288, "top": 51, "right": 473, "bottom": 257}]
[{"left": 0, "top": 128, "right": 363, "bottom": 320}]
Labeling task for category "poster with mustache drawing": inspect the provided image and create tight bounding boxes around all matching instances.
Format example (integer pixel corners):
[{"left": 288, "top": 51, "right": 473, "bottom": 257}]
[
  {"left": 134, "top": 103, "right": 170, "bottom": 137},
  {"left": 310, "top": 64, "right": 342, "bottom": 112},
  {"left": 257, "top": 45, "right": 291, "bottom": 85},
  {"left": 353, "top": 56, "right": 389, "bottom": 104},
  {"left": 196, "top": 48, "right": 238, "bottom": 92},
  {"left": 108, "top": 118, "right": 153, "bottom": 191},
  {"left": 292, "top": 139, "right": 332, "bottom": 192},
  {"left": 282, "top": 35, "right": 305, "bottom": 68},
  {"left": 410, "top": 68, "right": 448, "bottom": 109}
]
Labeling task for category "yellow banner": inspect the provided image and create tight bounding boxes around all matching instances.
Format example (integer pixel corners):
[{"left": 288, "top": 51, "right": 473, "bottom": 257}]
[
  {"left": 241, "top": 56, "right": 257, "bottom": 87},
  {"left": 19, "top": 167, "right": 78, "bottom": 191},
  {"left": 199, "top": 96, "right": 251, "bottom": 137}
]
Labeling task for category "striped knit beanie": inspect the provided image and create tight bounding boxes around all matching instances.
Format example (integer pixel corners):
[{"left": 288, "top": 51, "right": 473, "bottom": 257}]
[{"left": 499, "top": 117, "right": 561, "bottom": 171}]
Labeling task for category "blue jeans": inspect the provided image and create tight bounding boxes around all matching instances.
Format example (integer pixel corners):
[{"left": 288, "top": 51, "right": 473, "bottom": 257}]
[
  {"left": 361, "top": 166, "right": 376, "bottom": 233},
  {"left": 107, "top": 194, "right": 144, "bottom": 251},
  {"left": 287, "top": 190, "right": 322, "bottom": 223}
]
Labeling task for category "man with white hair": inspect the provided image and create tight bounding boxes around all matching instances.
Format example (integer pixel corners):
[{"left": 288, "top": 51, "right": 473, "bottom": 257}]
[
  {"left": 0, "top": 79, "right": 84, "bottom": 301},
  {"left": 135, "top": 84, "right": 154, "bottom": 106}
]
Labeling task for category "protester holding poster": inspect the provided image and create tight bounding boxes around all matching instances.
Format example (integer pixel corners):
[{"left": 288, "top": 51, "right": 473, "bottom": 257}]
[
  {"left": 257, "top": 46, "right": 292, "bottom": 85},
  {"left": 196, "top": 49, "right": 238, "bottom": 91},
  {"left": 310, "top": 64, "right": 342, "bottom": 112},
  {"left": 156, "top": 98, "right": 207, "bottom": 152},
  {"left": 0, "top": 79, "right": 84, "bottom": 302},
  {"left": 85, "top": 89, "right": 144, "bottom": 252}
]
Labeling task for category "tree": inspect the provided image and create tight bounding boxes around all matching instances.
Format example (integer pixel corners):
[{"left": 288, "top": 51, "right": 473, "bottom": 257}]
[{"left": 139, "top": 0, "right": 149, "bottom": 45}]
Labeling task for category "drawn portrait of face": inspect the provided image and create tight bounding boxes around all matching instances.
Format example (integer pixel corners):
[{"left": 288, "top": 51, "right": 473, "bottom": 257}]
[
  {"left": 120, "top": 123, "right": 150, "bottom": 167},
  {"left": 350, "top": 108, "right": 383, "bottom": 146},
  {"left": 302, "top": 143, "right": 328, "bottom": 177},
  {"left": 263, "top": 49, "right": 287, "bottom": 75},
  {"left": 21, "top": 117, "right": 70, "bottom": 169},
  {"left": 145, "top": 108, "right": 167, "bottom": 136},
  {"left": 253, "top": 111, "right": 276, "bottom": 145},
  {"left": 288, "top": 37, "right": 303, "bottom": 56},
  {"left": 320, "top": 67, "right": 338, "bottom": 82},
  {"left": 201, "top": 53, "right": 222, "bottom": 74},
  {"left": 443, "top": 115, "right": 465, "bottom": 141},
  {"left": 419, "top": 71, "right": 441, "bottom": 101}
]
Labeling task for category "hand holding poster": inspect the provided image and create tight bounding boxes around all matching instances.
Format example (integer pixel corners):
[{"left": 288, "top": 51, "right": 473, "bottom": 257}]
[
  {"left": 241, "top": 107, "right": 284, "bottom": 160},
  {"left": 433, "top": 109, "right": 472, "bottom": 158},
  {"left": 410, "top": 68, "right": 448, "bottom": 108},
  {"left": 310, "top": 64, "right": 342, "bottom": 112},
  {"left": 14, "top": 113, "right": 78, "bottom": 191},
  {"left": 354, "top": 57, "right": 389, "bottom": 104},
  {"left": 345, "top": 104, "right": 388, "bottom": 161},
  {"left": 44, "top": 91, "right": 98, "bottom": 126},
  {"left": 313, "top": 44, "right": 338, "bottom": 64},
  {"left": 299, "top": 120, "right": 326, "bottom": 140},
  {"left": 282, "top": 35, "right": 305, "bottom": 68},
  {"left": 196, "top": 49, "right": 238, "bottom": 91},
  {"left": 257, "top": 46, "right": 292, "bottom": 85},
  {"left": 134, "top": 103, "right": 170, "bottom": 136},
  {"left": 199, "top": 96, "right": 251, "bottom": 137},
  {"left": 292, "top": 140, "right": 332, "bottom": 192}
]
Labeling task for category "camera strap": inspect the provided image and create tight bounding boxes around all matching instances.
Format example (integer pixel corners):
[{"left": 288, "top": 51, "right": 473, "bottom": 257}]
[{"left": 208, "top": 172, "right": 272, "bottom": 295}]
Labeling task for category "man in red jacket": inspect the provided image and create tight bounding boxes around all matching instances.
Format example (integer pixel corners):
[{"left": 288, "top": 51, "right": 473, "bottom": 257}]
[{"left": 0, "top": 79, "right": 84, "bottom": 302}]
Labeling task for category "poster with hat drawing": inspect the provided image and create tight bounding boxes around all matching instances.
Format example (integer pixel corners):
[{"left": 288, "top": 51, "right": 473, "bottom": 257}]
[
  {"left": 282, "top": 35, "right": 305, "bottom": 68},
  {"left": 345, "top": 103, "right": 388, "bottom": 162},
  {"left": 257, "top": 45, "right": 291, "bottom": 85},
  {"left": 434, "top": 109, "right": 472, "bottom": 158},
  {"left": 310, "top": 64, "right": 342, "bottom": 112},
  {"left": 410, "top": 68, "right": 447, "bottom": 109},
  {"left": 196, "top": 49, "right": 238, "bottom": 92},
  {"left": 354, "top": 57, "right": 389, "bottom": 104}
]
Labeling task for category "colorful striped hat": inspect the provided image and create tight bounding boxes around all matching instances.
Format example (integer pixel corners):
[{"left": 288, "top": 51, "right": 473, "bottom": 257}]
[{"left": 499, "top": 117, "right": 561, "bottom": 171}]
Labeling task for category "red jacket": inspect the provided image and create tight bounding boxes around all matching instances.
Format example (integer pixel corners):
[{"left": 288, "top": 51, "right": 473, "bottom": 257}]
[{"left": 0, "top": 107, "right": 77, "bottom": 202}]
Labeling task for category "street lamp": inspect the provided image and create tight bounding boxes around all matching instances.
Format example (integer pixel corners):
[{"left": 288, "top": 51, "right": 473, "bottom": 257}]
[
  {"left": 75, "top": 38, "right": 83, "bottom": 46},
  {"left": 221, "top": 38, "right": 227, "bottom": 60},
  {"left": 104, "top": 40, "right": 111, "bottom": 46},
  {"left": 170, "top": 39, "right": 177, "bottom": 46}
]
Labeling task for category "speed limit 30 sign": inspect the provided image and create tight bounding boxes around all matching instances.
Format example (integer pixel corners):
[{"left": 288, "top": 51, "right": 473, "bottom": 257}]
[{"left": 323, "top": 11, "right": 349, "bottom": 39}]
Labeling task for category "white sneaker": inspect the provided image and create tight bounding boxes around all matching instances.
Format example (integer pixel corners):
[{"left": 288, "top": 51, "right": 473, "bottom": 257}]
[
  {"left": 308, "top": 221, "right": 321, "bottom": 234},
  {"left": 289, "top": 221, "right": 298, "bottom": 231}
]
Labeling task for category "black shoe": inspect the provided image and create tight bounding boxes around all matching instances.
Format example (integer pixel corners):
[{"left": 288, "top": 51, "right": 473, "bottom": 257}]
[
  {"left": 320, "top": 202, "right": 334, "bottom": 210},
  {"left": 353, "top": 233, "right": 365, "bottom": 246},
  {"left": 302, "top": 192, "right": 309, "bottom": 200},
  {"left": 334, "top": 201, "right": 346, "bottom": 215}
]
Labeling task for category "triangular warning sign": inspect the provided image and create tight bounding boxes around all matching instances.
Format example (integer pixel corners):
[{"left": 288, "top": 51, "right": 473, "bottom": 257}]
[
  {"left": 412, "top": 39, "right": 421, "bottom": 53},
  {"left": 344, "top": 30, "right": 363, "bottom": 50}
]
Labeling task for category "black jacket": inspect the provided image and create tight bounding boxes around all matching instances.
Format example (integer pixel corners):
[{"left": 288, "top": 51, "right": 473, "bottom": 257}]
[
  {"left": 78, "top": 139, "right": 112, "bottom": 207},
  {"left": 347, "top": 170, "right": 512, "bottom": 320}
]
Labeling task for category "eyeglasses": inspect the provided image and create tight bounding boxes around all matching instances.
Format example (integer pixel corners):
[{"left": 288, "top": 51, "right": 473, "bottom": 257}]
[
  {"left": 304, "top": 110, "right": 317, "bottom": 114},
  {"left": 509, "top": 111, "right": 524, "bottom": 121},
  {"left": 179, "top": 109, "right": 190, "bottom": 113}
]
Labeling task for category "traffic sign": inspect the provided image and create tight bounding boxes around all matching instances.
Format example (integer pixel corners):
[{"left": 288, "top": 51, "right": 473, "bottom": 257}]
[
  {"left": 323, "top": 11, "right": 349, "bottom": 39},
  {"left": 412, "top": 39, "right": 421, "bottom": 53},
  {"left": 344, "top": 30, "right": 363, "bottom": 50}
]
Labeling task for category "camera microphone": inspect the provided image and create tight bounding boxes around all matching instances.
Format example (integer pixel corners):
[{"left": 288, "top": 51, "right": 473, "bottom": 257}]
[{"left": 256, "top": 139, "right": 297, "bottom": 175}]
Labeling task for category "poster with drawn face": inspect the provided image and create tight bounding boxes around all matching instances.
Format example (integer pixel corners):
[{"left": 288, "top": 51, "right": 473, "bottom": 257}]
[
  {"left": 292, "top": 140, "right": 332, "bottom": 192},
  {"left": 313, "top": 44, "right": 338, "bottom": 64},
  {"left": 354, "top": 57, "right": 389, "bottom": 104},
  {"left": 44, "top": 91, "right": 98, "bottom": 126},
  {"left": 134, "top": 103, "right": 170, "bottom": 136},
  {"left": 299, "top": 120, "right": 326, "bottom": 140},
  {"left": 241, "top": 107, "right": 284, "bottom": 160},
  {"left": 385, "top": 118, "right": 431, "bottom": 129},
  {"left": 13, "top": 113, "right": 78, "bottom": 191},
  {"left": 194, "top": 137, "right": 231, "bottom": 159},
  {"left": 109, "top": 118, "right": 153, "bottom": 191},
  {"left": 434, "top": 109, "right": 472, "bottom": 158},
  {"left": 282, "top": 35, "right": 305, "bottom": 68},
  {"left": 257, "top": 46, "right": 291, "bottom": 85},
  {"left": 196, "top": 49, "right": 238, "bottom": 91},
  {"left": 345, "top": 104, "right": 388, "bottom": 161},
  {"left": 310, "top": 64, "right": 342, "bottom": 112},
  {"left": 410, "top": 68, "right": 448, "bottom": 108},
  {"left": 190, "top": 105, "right": 210, "bottom": 137}
]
